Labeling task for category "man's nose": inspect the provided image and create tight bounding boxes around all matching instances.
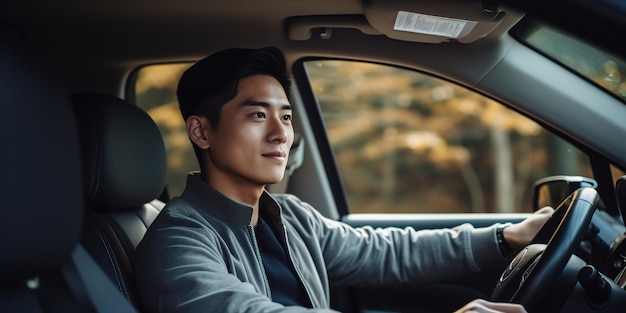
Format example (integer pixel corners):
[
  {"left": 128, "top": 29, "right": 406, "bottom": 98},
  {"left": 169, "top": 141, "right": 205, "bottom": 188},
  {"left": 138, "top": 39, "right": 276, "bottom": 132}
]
[{"left": 268, "top": 116, "right": 289, "bottom": 143}]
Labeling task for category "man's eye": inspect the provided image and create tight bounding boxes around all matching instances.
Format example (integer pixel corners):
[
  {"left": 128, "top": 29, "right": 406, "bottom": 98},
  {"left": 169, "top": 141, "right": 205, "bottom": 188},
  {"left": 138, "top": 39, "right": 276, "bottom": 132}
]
[
  {"left": 252, "top": 112, "right": 266, "bottom": 118},
  {"left": 282, "top": 114, "right": 292, "bottom": 121}
]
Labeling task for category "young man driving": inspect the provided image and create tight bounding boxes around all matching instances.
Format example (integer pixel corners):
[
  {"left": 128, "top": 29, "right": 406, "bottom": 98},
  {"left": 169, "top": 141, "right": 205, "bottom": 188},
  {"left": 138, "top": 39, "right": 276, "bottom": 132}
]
[{"left": 134, "top": 46, "right": 551, "bottom": 313}]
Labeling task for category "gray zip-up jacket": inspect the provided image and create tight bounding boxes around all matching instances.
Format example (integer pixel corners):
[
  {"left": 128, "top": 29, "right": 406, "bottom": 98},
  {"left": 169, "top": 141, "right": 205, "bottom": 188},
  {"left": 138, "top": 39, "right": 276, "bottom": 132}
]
[{"left": 134, "top": 174, "right": 506, "bottom": 313}]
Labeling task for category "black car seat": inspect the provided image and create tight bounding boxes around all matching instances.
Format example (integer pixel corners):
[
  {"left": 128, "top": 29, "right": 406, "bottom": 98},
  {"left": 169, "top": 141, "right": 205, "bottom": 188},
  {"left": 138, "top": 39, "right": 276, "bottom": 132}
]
[
  {"left": 72, "top": 92, "right": 167, "bottom": 311},
  {"left": 0, "top": 40, "right": 137, "bottom": 312}
]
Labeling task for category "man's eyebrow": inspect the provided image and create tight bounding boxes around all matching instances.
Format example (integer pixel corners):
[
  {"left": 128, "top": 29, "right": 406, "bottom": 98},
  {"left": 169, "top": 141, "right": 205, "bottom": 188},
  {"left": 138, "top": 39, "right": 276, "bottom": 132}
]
[{"left": 242, "top": 99, "right": 292, "bottom": 110}]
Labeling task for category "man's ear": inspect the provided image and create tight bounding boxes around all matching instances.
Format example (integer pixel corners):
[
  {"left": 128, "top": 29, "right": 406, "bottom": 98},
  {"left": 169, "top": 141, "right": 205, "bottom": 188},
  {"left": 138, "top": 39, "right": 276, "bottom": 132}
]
[{"left": 186, "top": 115, "right": 211, "bottom": 149}]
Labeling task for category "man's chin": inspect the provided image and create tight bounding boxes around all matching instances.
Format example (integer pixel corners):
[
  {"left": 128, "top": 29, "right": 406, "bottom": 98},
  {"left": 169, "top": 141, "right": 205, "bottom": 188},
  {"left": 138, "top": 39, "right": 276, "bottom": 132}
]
[
  {"left": 267, "top": 179, "right": 284, "bottom": 185},
  {"left": 264, "top": 175, "right": 286, "bottom": 186}
]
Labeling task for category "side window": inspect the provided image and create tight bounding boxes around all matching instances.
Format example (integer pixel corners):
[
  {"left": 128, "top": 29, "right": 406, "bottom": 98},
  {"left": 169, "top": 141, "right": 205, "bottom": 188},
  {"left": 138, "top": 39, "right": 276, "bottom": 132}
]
[
  {"left": 304, "top": 60, "right": 592, "bottom": 214},
  {"left": 134, "top": 63, "right": 194, "bottom": 198}
]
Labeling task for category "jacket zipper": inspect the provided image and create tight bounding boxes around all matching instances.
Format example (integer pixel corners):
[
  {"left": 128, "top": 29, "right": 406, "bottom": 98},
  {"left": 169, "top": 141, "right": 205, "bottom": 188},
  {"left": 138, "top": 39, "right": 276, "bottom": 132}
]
[
  {"left": 248, "top": 225, "right": 272, "bottom": 299},
  {"left": 279, "top": 222, "right": 315, "bottom": 307}
]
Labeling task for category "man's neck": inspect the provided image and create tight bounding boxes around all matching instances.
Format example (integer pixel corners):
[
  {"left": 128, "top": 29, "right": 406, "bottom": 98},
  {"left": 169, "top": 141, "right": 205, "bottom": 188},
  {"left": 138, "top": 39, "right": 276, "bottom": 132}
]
[{"left": 201, "top": 171, "right": 264, "bottom": 226}]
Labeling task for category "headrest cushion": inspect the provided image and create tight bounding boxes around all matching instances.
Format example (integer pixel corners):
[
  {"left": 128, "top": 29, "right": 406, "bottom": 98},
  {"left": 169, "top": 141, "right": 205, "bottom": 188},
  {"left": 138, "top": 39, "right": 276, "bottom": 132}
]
[{"left": 73, "top": 93, "right": 167, "bottom": 211}]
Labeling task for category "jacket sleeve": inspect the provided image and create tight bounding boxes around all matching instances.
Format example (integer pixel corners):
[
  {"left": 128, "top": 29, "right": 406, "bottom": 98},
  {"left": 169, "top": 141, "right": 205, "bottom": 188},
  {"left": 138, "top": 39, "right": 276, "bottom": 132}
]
[{"left": 281, "top": 195, "right": 504, "bottom": 287}]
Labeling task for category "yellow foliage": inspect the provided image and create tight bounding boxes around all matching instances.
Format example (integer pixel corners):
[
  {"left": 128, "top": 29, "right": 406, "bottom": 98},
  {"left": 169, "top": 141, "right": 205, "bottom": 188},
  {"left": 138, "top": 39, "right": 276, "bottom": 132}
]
[{"left": 136, "top": 63, "right": 190, "bottom": 94}]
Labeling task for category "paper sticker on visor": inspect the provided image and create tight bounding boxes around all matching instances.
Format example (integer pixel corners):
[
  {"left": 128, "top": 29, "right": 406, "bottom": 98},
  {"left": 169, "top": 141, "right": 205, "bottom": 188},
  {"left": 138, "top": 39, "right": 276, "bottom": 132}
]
[{"left": 393, "top": 11, "right": 477, "bottom": 39}]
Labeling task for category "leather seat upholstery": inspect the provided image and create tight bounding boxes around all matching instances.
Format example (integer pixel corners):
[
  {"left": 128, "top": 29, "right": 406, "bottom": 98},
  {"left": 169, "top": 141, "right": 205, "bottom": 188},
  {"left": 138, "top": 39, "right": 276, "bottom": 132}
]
[
  {"left": 0, "top": 40, "right": 82, "bottom": 287},
  {"left": 72, "top": 92, "right": 167, "bottom": 310},
  {"left": 0, "top": 41, "right": 136, "bottom": 312}
]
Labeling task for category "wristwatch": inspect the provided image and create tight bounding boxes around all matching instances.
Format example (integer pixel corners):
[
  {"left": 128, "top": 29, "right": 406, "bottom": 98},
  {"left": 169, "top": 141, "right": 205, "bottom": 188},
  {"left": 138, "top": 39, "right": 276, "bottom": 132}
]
[{"left": 496, "top": 222, "right": 514, "bottom": 256}]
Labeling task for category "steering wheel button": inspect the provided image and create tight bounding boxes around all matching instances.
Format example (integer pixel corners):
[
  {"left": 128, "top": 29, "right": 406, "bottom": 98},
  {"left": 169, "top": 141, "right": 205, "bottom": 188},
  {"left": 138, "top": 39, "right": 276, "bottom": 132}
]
[{"left": 500, "top": 248, "right": 528, "bottom": 282}]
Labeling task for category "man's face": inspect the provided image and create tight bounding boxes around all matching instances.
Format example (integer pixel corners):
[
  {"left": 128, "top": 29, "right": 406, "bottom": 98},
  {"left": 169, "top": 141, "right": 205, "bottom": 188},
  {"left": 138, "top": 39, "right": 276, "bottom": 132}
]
[{"left": 206, "top": 75, "right": 294, "bottom": 187}]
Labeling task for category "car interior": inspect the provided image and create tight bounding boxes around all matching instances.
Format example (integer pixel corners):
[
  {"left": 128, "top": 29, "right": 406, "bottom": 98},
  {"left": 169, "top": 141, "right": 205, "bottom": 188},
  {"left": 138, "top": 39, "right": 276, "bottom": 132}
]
[
  {"left": 2, "top": 0, "right": 626, "bottom": 312},
  {"left": 0, "top": 42, "right": 137, "bottom": 313}
]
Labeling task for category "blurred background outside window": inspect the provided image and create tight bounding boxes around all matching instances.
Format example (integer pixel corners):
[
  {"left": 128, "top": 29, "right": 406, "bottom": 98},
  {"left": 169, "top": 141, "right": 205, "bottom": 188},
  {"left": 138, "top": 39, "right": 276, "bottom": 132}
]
[{"left": 134, "top": 59, "right": 594, "bottom": 214}]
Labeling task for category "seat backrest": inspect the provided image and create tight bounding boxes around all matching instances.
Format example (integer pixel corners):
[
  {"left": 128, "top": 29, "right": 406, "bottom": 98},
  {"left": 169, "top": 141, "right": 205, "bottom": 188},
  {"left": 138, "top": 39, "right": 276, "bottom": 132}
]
[
  {"left": 0, "top": 39, "right": 136, "bottom": 313},
  {"left": 72, "top": 92, "right": 167, "bottom": 310}
]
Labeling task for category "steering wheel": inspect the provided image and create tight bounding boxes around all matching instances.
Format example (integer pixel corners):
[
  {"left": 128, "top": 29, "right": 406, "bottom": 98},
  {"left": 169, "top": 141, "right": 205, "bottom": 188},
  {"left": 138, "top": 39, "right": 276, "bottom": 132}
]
[{"left": 491, "top": 187, "right": 599, "bottom": 310}]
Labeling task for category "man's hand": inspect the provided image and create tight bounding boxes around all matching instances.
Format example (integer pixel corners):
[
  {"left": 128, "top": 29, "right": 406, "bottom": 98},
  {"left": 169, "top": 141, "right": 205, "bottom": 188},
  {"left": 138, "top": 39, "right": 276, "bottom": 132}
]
[
  {"left": 503, "top": 206, "right": 554, "bottom": 250},
  {"left": 454, "top": 299, "right": 527, "bottom": 313}
]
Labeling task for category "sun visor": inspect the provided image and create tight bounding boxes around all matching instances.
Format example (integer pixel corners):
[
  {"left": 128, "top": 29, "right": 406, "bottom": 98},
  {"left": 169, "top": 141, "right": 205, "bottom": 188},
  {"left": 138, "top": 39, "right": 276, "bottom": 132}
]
[{"left": 362, "top": 0, "right": 508, "bottom": 43}]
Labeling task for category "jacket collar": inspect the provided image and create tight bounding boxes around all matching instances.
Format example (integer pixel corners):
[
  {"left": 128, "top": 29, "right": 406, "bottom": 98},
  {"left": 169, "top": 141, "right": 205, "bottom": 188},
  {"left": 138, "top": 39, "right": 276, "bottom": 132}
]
[{"left": 181, "top": 172, "right": 282, "bottom": 227}]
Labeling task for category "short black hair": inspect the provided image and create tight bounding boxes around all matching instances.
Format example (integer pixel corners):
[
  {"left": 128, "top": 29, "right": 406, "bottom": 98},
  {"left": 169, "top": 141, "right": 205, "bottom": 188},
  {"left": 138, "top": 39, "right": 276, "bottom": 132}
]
[{"left": 177, "top": 46, "right": 291, "bottom": 128}]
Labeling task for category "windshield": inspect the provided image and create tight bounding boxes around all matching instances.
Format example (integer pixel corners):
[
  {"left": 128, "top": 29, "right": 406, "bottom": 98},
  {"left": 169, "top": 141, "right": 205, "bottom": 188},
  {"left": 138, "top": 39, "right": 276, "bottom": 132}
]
[{"left": 514, "top": 21, "right": 626, "bottom": 102}]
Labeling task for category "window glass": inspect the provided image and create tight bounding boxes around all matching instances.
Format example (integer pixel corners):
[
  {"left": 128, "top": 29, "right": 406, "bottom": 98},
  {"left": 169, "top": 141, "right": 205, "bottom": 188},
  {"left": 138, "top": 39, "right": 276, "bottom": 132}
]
[
  {"left": 518, "top": 23, "right": 626, "bottom": 101},
  {"left": 611, "top": 164, "right": 626, "bottom": 182},
  {"left": 135, "top": 63, "right": 194, "bottom": 197},
  {"left": 304, "top": 60, "right": 592, "bottom": 214}
]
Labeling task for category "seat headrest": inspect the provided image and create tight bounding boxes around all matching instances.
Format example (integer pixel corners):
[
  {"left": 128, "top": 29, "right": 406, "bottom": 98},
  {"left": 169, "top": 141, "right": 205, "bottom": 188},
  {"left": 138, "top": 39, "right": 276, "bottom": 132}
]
[
  {"left": 0, "top": 44, "right": 83, "bottom": 280},
  {"left": 72, "top": 93, "right": 167, "bottom": 211}
]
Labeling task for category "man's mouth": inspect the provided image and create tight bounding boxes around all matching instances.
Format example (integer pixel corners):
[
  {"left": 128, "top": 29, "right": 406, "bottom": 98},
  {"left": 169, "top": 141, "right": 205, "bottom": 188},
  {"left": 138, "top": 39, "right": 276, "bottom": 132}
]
[{"left": 262, "top": 151, "right": 287, "bottom": 159}]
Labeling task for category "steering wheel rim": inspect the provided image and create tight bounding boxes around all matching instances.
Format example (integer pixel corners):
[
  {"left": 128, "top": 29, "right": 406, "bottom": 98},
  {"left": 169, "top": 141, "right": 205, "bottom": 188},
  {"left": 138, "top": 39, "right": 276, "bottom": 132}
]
[{"left": 491, "top": 187, "right": 599, "bottom": 310}]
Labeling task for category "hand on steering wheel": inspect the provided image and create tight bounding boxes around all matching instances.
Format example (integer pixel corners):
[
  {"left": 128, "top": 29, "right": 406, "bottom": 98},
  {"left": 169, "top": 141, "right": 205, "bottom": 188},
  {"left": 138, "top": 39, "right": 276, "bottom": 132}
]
[
  {"left": 454, "top": 299, "right": 527, "bottom": 313},
  {"left": 491, "top": 187, "right": 599, "bottom": 311}
]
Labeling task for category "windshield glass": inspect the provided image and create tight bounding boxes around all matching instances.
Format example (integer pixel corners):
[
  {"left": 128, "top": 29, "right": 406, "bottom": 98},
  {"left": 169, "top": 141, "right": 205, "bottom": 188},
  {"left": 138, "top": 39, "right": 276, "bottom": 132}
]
[{"left": 515, "top": 22, "right": 626, "bottom": 101}]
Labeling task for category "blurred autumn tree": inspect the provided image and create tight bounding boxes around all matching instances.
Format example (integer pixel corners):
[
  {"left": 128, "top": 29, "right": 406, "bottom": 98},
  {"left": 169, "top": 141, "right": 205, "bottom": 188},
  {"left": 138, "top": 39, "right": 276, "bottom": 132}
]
[
  {"left": 136, "top": 63, "right": 194, "bottom": 197},
  {"left": 305, "top": 60, "right": 591, "bottom": 213}
]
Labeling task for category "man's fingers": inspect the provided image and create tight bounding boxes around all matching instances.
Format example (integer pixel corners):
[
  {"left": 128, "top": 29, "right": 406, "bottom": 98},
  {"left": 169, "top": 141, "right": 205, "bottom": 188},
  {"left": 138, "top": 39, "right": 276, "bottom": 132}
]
[
  {"left": 455, "top": 299, "right": 527, "bottom": 313},
  {"left": 536, "top": 206, "right": 555, "bottom": 215}
]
